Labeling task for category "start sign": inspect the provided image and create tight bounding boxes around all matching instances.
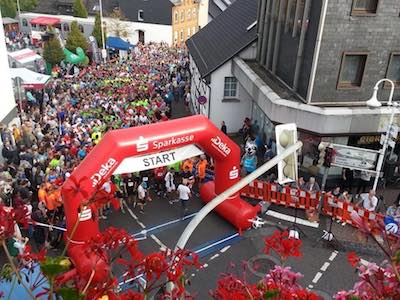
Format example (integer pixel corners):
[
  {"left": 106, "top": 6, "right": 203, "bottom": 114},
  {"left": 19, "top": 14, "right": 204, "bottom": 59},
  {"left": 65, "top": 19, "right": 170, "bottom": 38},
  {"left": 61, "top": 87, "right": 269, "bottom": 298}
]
[{"left": 113, "top": 144, "right": 204, "bottom": 174}]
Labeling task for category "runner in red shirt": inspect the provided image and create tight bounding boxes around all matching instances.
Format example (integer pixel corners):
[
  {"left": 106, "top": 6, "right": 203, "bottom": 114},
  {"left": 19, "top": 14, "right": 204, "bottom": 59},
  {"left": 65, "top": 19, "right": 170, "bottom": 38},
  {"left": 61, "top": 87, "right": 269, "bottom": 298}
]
[{"left": 154, "top": 166, "right": 167, "bottom": 196}]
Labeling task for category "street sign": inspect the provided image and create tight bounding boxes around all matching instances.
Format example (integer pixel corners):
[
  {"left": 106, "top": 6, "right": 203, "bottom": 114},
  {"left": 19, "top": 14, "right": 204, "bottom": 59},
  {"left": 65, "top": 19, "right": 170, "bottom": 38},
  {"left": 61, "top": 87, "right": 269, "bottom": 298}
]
[{"left": 330, "top": 144, "right": 379, "bottom": 170}]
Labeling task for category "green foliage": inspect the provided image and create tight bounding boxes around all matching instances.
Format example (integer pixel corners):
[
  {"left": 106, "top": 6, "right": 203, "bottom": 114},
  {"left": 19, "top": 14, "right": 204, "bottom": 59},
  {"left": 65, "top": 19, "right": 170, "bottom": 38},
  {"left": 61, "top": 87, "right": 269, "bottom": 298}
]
[
  {"left": 16, "top": 0, "right": 37, "bottom": 11},
  {"left": 40, "top": 256, "right": 70, "bottom": 278},
  {"left": 43, "top": 36, "right": 65, "bottom": 66},
  {"left": 73, "top": 0, "right": 88, "bottom": 18},
  {"left": 92, "top": 12, "right": 104, "bottom": 48},
  {"left": 56, "top": 288, "right": 84, "bottom": 300},
  {"left": 66, "top": 21, "right": 88, "bottom": 53},
  {"left": 0, "top": 0, "right": 17, "bottom": 18}
]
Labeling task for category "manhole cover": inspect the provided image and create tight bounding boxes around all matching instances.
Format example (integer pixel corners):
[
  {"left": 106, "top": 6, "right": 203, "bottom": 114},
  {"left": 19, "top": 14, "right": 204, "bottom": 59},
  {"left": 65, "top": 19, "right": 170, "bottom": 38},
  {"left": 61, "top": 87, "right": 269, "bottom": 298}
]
[{"left": 247, "top": 255, "right": 280, "bottom": 278}]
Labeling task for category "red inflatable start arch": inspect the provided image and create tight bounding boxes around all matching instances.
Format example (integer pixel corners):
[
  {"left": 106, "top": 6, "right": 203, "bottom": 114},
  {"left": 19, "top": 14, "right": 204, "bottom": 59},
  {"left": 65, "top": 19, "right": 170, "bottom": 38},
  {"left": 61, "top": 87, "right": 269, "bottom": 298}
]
[{"left": 61, "top": 115, "right": 259, "bottom": 280}]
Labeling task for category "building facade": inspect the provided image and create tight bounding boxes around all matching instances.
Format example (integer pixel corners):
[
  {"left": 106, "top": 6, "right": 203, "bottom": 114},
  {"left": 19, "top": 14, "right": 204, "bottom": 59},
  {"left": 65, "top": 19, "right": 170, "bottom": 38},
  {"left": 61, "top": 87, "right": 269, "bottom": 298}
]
[
  {"left": 171, "top": 0, "right": 209, "bottom": 46},
  {"left": 230, "top": 0, "right": 400, "bottom": 176},
  {"left": 186, "top": 0, "right": 258, "bottom": 133}
]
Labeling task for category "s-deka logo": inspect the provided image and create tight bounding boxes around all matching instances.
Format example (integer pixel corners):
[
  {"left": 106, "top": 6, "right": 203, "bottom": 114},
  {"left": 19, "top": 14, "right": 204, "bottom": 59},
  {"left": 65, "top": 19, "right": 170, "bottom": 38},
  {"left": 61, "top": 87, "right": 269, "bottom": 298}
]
[
  {"left": 91, "top": 158, "right": 117, "bottom": 187},
  {"left": 211, "top": 136, "right": 231, "bottom": 156},
  {"left": 136, "top": 136, "right": 149, "bottom": 152}
]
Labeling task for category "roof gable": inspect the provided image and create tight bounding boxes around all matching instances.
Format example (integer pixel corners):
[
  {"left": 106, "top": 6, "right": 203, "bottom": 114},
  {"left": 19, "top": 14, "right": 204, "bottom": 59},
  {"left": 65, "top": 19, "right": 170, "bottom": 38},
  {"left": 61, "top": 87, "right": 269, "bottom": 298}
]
[{"left": 187, "top": 0, "right": 258, "bottom": 78}]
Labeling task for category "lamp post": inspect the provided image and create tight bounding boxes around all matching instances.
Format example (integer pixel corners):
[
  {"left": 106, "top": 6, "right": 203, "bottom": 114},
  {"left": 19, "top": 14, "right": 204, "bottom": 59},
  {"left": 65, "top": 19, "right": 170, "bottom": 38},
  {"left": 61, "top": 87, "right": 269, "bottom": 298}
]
[
  {"left": 99, "top": 0, "right": 107, "bottom": 63},
  {"left": 366, "top": 78, "right": 398, "bottom": 192},
  {"left": 16, "top": 0, "right": 22, "bottom": 29}
]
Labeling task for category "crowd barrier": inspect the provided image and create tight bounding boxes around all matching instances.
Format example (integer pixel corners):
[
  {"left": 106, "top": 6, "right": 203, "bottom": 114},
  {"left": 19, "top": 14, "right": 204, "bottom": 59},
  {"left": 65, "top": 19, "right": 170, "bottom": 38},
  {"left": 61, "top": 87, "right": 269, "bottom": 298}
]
[
  {"left": 240, "top": 180, "right": 320, "bottom": 211},
  {"left": 240, "top": 179, "right": 388, "bottom": 235}
]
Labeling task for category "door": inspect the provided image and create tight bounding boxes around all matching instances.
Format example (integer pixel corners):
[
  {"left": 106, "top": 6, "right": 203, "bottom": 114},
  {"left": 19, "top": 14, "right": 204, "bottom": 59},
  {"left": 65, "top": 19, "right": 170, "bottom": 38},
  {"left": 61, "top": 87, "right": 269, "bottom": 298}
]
[{"left": 138, "top": 30, "right": 145, "bottom": 44}]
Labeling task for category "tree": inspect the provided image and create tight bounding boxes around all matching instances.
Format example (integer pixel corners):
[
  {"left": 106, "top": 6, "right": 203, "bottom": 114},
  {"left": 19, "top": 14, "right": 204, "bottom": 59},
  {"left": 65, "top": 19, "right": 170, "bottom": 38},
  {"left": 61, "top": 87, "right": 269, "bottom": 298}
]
[
  {"left": 42, "top": 36, "right": 65, "bottom": 66},
  {"left": 91, "top": 12, "right": 104, "bottom": 48},
  {"left": 66, "top": 21, "right": 88, "bottom": 53},
  {"left": 0, "top": 0, "right": 17, "bottom": 18},
  {"left": 107, "top": 8, "right": 128, "bottom": 38},
  {"left": 16, "top": 0, "right": 37, "bottom": 11},
  {"left": 73, "top": 0, "right": 88, "bottom": 18}
]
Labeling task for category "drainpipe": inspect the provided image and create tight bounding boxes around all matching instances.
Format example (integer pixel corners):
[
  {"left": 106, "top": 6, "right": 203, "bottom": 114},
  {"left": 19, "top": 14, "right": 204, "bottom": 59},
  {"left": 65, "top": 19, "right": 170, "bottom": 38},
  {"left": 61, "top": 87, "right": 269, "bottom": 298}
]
[
  {"left": 306, "top": 0, "right": 329, "bottom": 104},
  {"left": 256, "top": 0, "right": 267, "bottom": 62},
  {"left": 265, "top": 0, "right": 277, "bottom": 69},
  {"left": 292, "top": 0, "right": 311, "bottom": 92},
  {"left": 272, "top": 0, "right": 286, "bottom": 74},
  {"left": 260, "top": 0, "right": 272, "bottom": 66}
]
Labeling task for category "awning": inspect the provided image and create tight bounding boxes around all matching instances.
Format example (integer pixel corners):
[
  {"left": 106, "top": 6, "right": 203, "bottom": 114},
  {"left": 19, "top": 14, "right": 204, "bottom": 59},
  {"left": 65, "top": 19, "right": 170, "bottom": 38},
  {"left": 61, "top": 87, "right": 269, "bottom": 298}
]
[
  {"left": 9, "top": 68, "right": 51, "bottom": 89},
  {"left": 2, "top": 17, "right": 18, "bottom": 25},
  {"left": 30, "top": 17, "right": 60, "bottom": 26},
  {"left": 106, "top": 36, "right": 134, "bottom": 51},
  {"left": 8, "top": 48, "right": 41, "bottom": 64}
]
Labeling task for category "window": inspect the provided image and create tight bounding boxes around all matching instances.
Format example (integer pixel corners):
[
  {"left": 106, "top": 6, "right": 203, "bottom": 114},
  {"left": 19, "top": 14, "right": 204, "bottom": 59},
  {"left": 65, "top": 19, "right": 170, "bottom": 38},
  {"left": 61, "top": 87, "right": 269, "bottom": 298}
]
[
  {"left": 192, "top": 8, "right": 196, "bottom": 17},
  {"left": 78, "top": 24, "right": 84, "bottom": 33},
  {"left": 181, "top": 11, "right": 185, "bottom": 21},
  {"left": 192, "top": 26, "right": 196, "bottom": 35},
  {"left": 180, "top": 30, "right": 184, "bottom": 42},
  {"left": 187, "top": 28, "right": 190, "bottom": 38},
  {"left": 224, "top": 77, "right": 238, "bottom": 98},
  {"left": 174, "top": 31, "right": 178, "bottom": 44},
  {"left": 187, "top": 9, "right": 191, "bottom": 20},
  {"left": 386, "top": 53, "right": 400, "bottom": 87},
  {"left": 22, "top": 19, "right": 28, "bottom": 27},
  {"left": 138, "top": 10, "right": 144, "bottom": 21},
  {"left": 352, "top": 0, "right": 378, "bottom": 15},
  {"left": 174, "top": 11, "right": 178, "bottom": 23},
  {"left": 63, "top": 23, "right": 70, "bottom": 32},
  {"left": 337, "top": 53, "right": 368, "bottom": 89}
]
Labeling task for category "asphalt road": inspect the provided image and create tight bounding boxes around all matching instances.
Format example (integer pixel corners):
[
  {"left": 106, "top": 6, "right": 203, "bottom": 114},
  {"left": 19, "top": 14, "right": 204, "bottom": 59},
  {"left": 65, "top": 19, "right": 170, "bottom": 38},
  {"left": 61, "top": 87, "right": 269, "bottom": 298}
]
[{"left": 98, "top": 191, "right": 383, "bottom": 300}]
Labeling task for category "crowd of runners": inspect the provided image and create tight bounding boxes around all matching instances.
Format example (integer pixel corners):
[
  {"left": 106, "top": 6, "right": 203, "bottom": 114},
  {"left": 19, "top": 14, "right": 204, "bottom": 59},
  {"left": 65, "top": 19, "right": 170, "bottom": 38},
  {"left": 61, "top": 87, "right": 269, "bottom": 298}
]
[{"left": 0, "top": 42, "right": 214, "bottom": 254}]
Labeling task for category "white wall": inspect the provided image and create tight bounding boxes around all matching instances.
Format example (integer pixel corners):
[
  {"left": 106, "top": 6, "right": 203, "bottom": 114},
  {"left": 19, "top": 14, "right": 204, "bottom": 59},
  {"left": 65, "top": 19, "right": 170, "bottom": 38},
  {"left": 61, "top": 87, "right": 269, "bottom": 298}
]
[
  {"left": 189, "top": 54, "right": 210, "bottom": 116},
  {"left": 209, "top": 60, "right": 252, "bottom": 133},
  {"left": 198, "top": 0, "right": 210, "bottom": 28},
  {"left": 0, "top": 13, "right": 17, "bottom": 124},
  {"left": 104, "top": 19, "right": 172, "bottom": 45}
]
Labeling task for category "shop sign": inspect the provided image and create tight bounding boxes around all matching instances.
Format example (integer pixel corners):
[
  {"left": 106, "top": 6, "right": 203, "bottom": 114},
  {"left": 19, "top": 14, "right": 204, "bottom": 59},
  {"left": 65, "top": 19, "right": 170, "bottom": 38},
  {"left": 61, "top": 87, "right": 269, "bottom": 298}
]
[
  {"left": 331, "top": 144, "right": 378, "bottom": 170},
  {"left": 197, "top": 96, "right": 207, "bottom": 105}
]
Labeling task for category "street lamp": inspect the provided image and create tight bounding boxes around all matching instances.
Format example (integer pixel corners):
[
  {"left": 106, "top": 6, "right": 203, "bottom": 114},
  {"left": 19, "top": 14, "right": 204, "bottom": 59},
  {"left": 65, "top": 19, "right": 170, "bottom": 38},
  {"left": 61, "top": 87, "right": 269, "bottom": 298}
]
[
  {"left": 99, "top": 0, "right": 107, "bottom": 63},
  {"left": 366, "top": 78, "right": 398, "bottom": 192}
]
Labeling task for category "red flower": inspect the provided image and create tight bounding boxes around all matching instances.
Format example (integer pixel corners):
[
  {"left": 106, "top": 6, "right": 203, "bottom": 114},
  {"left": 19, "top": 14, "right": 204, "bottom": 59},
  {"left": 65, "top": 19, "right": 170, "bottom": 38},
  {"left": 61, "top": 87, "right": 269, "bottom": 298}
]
[
  {"left": 19, "top": 244, "right": 47, "bottom": 262},
  {"left": 264, "top": 230, "right": 302, "bottom": 262},
  {"left": 145, "top": 253, "right": 168, "bottom": 280},
  {"left": 347, "top": 252, "right": 360, "bottom": 268}
]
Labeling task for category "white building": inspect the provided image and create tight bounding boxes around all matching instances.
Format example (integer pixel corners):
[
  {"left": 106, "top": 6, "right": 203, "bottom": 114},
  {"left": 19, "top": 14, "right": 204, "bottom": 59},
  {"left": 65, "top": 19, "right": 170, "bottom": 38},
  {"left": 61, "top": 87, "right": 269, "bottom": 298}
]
[
  {"left": 19, "top": 12, "right": 172, "bottom": 45},
  {"left": 186, "top": 0, "right": 258, "bottom": 133},
  {"left": 0, "top": 13, "right": 18, "bottom": 126}
]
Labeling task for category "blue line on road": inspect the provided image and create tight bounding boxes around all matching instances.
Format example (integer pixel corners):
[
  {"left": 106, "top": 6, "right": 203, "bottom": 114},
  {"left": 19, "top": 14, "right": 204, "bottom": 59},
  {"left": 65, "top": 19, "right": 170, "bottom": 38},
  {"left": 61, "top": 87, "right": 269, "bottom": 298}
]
[
  {"left": 132, "top": 212, "right": 198, "bottom": 237},
  {"left": 119, "top": 231, "right": 243, "bottom": 290}
]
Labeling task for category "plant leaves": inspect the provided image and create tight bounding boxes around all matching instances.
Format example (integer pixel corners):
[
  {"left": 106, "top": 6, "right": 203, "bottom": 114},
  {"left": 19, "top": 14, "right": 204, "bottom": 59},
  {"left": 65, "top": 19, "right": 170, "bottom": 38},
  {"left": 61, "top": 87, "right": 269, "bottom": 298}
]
[{"left": 56, "top": 287, "right": 84, "bottom": 300}]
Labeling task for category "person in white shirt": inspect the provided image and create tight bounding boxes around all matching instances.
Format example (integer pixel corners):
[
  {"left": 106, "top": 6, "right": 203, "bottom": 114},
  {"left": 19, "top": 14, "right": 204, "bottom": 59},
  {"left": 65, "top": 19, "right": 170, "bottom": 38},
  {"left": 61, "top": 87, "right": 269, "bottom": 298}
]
[
  {"left": 165, "top": 168, "right": 176, "bottom": 194},
  {"left": 137, "top": 181, "right": 147, "bottom": 214},
  {"left": 177, "top": 182, "right": 191, "bottom": 219},
  {"left": 358, "top": 189, "right": 378, "bottom": 212}
]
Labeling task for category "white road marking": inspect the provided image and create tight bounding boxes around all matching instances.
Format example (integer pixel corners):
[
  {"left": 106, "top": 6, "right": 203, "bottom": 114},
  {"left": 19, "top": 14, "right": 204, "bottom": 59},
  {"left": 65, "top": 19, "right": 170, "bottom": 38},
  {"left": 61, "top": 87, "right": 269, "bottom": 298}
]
[
  {"left": 151, "top": 234, "right": 167, "bottom": 249},
  {"left": 360, "top": 259, "right": 370, "bottom": 266},
  {"left": 308, "top": 284, "right": 314, "bottom": 289},
  {"left": 220, "top": 245, "right": 231, "bottom": 253},
  {"left": 209, "top": 254, "right": 220, "bottom": 260},
  {"left": 320, "top": 262, "right": 330, "bottom": 272},
  {"left": 266, "top": 210, "right": 319, "bottom": 228},
  {"left": 328, "top": 251, "right": 338, "bottom": 261},
  {"left": 124, "top": 201, "right": 168, "bottom": 249},
  {"left": 312, "top": 272, "right": 323, "bottom": 284},
  {"left": 311, "top": 250, "right": 339, "bottom": 286},
  {"left": 202, "top": 263, "right": 208, "bottom": 268}
]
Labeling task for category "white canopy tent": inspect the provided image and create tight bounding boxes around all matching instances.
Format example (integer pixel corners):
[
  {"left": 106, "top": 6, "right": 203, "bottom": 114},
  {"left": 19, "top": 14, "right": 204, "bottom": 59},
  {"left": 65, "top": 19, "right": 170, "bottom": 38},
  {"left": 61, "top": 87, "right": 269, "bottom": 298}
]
[
  {"left": 9, "top": 68, "right": 50, "bottom": 89},
  {"left": 8, "top": 48, "right": 42, "bottom": 68}
]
